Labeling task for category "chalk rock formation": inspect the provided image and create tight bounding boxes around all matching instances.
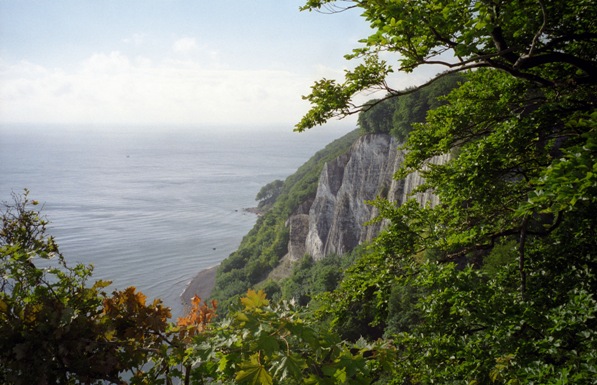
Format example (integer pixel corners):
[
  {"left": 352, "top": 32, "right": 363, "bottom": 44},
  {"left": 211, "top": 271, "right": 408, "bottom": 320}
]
[{"left": 285, "top": 133, "right": 448, "bottom": 261}]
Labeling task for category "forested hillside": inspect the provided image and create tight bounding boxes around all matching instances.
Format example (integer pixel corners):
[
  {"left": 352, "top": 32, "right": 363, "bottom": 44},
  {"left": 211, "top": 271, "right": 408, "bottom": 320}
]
[
  {"left": 2, "top": 0, "right": 596, "bottom": 383},
  {"left": 357, "top": 73, "right": 464, "bottom": 140},
  {"left": 210, "top": 129, "right": 361, "bottom": 310}
]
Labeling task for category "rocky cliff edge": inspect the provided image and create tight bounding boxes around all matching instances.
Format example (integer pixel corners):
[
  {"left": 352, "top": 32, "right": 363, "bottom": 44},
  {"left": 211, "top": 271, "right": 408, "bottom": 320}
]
[{"left": 284, "top": 133, "right": 449, "bottom": 262}]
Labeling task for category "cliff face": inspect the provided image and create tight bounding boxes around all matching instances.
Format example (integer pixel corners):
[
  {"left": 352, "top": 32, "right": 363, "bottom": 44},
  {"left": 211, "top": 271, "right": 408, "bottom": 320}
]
[{"left": 285, "top": 133, "right": 448, "bottom": 262}]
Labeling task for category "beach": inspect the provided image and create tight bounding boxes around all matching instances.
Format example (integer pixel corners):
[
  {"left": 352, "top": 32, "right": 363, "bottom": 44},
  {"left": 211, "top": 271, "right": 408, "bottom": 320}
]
[{"left": 180, "top": 265, "right": 218, "bottom": 311}]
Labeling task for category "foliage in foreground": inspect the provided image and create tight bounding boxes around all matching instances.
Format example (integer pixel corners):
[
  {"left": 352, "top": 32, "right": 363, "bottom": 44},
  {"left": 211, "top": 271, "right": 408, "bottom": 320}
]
[
  {"left": 0, "top": 191, "right": 171, "bottom": 384},
  {"left": 158, "top": 288, "right": 391, "bottom": 385},
  {"left": 0, "top": 193, "right": 384, "bottom": 384},
  {"left": 294, "top": 0, "right": 597, "bottom": 383},
  {"left": 4, "top": 191, "right": 595, "bottom": 384}
]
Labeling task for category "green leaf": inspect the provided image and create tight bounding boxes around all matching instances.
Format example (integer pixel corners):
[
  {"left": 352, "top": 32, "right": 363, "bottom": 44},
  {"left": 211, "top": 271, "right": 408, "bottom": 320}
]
[
  {"left": 218, "top": 355, "right": 229, "bottom": 373},
  {"left": 334, "top": 367, "right": 347, "bottom": 383},
  {"left": 272, "top": 354, "right": 308, "bottom": 382},
  {"left": 257, "top": 334, "right": 280, "bottom": 357},
  {"left": 236, "top": 354, "right": 273, "bottom": 385}
]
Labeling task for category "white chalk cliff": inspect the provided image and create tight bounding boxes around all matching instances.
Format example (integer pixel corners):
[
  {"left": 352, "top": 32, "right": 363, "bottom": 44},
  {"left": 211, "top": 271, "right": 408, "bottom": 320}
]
[{"left": 285, "top": 133, "right": 449, "bottom": 261}]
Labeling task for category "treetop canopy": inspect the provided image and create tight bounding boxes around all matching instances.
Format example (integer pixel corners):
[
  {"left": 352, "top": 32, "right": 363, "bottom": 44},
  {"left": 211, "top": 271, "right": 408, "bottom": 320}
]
[{"left": 296, "top": 0, "right": 597, "bottom": 131}]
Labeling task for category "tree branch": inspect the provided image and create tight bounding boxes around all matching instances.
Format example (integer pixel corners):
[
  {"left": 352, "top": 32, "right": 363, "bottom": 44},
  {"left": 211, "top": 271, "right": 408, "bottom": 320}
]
[
  {"left": 486, "top": 59, "right": 555, "bottom": 86},
  {"left": 515, "top": 52, "right": 597, "bottom": 80},
  {"left": 519, "top": 216, "right": 529, "bottom": 300},
  {"left": 305, "top": 1, "right": 359, "bottom": 14},
  {"left": 490, "top": 26, "right": 519, "bottom": 64},
  {"left": 544, "top": 32, "right": 597, "bottom": 50},
  {"left": 527, "top": 0, "right": 547, "bottom": 58},
  {"left": 356, "top": 68, "right": 472, "bottom": 117}
]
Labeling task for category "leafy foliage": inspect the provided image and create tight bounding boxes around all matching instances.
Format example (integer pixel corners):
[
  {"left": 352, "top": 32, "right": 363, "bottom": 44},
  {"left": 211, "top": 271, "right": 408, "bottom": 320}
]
[
  {"left": 2, "top": 1, "right": 597, "bottom": 383},
  {"left": 163, "top": 289, "right": 389, "bottom": 385},
  {"left": 176, "top": 295, "right": 217, "bottom": 340},
  {"left": 0, "top": 191, "right": 171, "bottom": 384},
  {"left": 295, "top": 0, "right": 597, "bottom": 383},
  {"left": 297, "top": 0, "right": 597, "bottom": 131},
  {"left": 279, "top": 253, "right": 349, "bottom": 306},
  {"left": 358, "top": 73, "right": 463, "bottom": 141}
]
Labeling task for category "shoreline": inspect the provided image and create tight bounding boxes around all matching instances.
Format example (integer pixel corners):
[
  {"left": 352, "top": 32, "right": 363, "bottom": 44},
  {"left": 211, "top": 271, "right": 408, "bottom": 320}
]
[
  {"left": 180, "top": 207, "right": 259, "bottom": 311},
  {"left": 180, "top": 265, "right": 219, "bottom": 310}
]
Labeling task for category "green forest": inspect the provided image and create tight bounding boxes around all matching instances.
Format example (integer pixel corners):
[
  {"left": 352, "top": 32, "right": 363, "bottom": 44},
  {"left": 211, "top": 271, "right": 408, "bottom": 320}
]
[{"left": 2, "top": 0, "right": 596, "bottom": 384}]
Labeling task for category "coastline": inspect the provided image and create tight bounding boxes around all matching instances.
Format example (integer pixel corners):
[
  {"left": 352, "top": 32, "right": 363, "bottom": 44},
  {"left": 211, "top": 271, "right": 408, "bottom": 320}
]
[
  {"left": 180, "top": 265, "right": 219, "bottom": 310},
  {"left": 243, "top": 206, "right": 263, "bottom": 216},
  {"left": 180, "top": 207, "right": 259, "bottom": 311}
]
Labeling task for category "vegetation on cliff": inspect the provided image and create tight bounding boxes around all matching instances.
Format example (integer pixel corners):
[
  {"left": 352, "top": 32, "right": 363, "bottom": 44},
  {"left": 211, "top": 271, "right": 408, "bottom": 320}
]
[
  {"left": 357, "top": 73, "right": 464, "bottom": 141},
  {"left": 210, "top": 129, "right": 360, "bottom": 310}
]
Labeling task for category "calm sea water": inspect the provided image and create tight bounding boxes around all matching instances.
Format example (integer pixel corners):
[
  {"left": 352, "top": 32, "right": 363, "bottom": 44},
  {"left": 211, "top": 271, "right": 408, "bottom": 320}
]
[{"left": 0, "top": 124, "right": 352, "bottom": 316}]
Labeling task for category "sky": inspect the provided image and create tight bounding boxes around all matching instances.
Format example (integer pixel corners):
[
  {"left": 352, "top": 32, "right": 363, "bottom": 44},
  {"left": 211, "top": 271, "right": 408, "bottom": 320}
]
[{"left": 0, "top": 0, "right": 434, "bottom": 129}]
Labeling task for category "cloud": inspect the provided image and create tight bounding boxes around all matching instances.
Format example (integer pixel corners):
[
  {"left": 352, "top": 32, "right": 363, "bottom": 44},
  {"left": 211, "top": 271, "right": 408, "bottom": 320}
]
[
  {"left": 122, "top": 33, "right": 146, "bottom": 46},
  {"left": 0, "top": 52, "right": 318, "bottom": 127},
  {"left": 83, "top": 51, "right": 131, "bottom": 73},
  {"left": 0, "top": 46, "right": 446, "bottom": 128},
  {"left": 172, "top": 37, "right": 198, "bottom": 54}
]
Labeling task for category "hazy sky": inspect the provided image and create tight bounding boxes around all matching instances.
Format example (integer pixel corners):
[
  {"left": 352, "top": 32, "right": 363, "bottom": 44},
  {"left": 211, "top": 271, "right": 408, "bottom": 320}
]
[{"left": 0, "top": 1, "right": 431, "bottom": 128}]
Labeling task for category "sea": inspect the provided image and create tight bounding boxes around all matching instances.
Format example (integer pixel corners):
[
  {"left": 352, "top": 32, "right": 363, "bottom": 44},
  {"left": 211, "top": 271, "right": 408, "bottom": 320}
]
[{"left": 0, "top": 124, "right": 353, "bottom": 317}]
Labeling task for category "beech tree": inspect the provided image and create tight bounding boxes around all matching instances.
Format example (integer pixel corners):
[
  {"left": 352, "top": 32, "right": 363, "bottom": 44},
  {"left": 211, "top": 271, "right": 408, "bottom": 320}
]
[
  {"left": 296, "top": 0, "right": 597, "bottom": 383},
  {"left": 296, "top": 0, "right": 596, "bottom": 130}
]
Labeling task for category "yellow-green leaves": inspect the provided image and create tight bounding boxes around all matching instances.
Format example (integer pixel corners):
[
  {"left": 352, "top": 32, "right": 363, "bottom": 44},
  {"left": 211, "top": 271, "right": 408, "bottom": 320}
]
[
  {"left": 241, "top": 288, "right": 270, "bottom": 310},
  {"left": 162, "top": 289, "right": 382, "bottom": 384},
  {"left": 236, "top": 353, "right": 273, "bottom": 385}
]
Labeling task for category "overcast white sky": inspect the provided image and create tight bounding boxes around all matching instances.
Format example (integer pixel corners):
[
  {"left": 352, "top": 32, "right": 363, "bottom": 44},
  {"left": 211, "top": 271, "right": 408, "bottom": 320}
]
[{"left": 0, "top": 0, "right": 431, "bottom": 129}]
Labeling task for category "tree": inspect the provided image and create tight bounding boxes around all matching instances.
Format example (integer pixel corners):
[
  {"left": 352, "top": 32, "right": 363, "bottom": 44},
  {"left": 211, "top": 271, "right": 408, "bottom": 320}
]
[
  {"left": 296, "top": 0, "right": 596, "bottom": 131},
  {"left": 295, "top": 1, "right": 597, "bottom": 383},
  {"left": 357, "top": 97, "right": 395, "bottom": 135},
  {"left": 255, "top": 179, "right": 284, "bottom": 210},
  {"left": 0, "top": 191, "right": 171, "bottom": 384},
  {"left": 357, "top": 73, "right": 463, "bottom": 140},
  {"left": 296, "top": 0, "right": 596, "bottom": 300}
]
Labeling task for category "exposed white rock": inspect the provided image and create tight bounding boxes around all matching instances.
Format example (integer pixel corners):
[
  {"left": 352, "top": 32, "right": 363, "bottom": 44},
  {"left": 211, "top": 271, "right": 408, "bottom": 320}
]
[
  {"left": 285, "top": 214, "right": 310, "bottom": 262},
  {"left": 292, "top": 133, "right": 449, "bottom": 261}
]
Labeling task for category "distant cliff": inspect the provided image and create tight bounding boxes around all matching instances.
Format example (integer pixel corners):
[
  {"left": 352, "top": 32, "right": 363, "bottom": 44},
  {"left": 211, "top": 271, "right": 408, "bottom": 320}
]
[
  {"left": 284, "top": 133, "right": 449, "bottom": 262},
  {"left": 211, "top": 129, "right": 449, "bottom": 307}
]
